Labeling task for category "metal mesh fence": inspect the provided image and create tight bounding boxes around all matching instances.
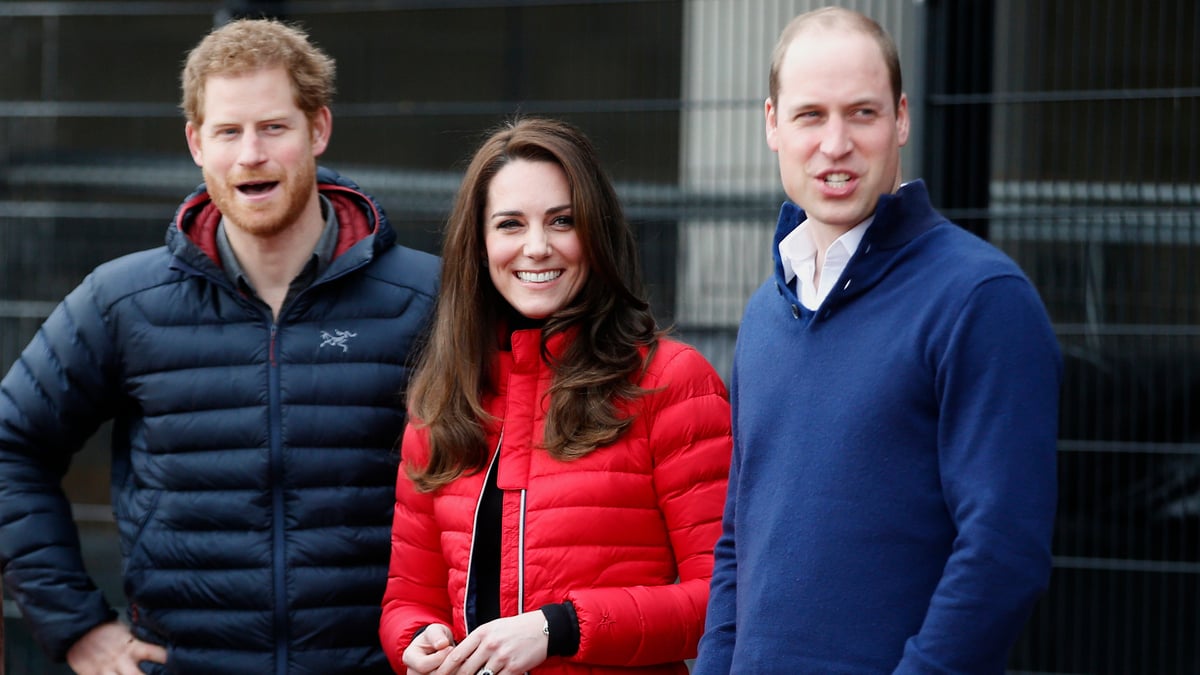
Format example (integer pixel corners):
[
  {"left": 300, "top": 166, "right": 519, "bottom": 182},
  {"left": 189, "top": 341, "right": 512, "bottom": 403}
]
[{"left": 1, "top": 1, "right": 1197, "bottom": 673}]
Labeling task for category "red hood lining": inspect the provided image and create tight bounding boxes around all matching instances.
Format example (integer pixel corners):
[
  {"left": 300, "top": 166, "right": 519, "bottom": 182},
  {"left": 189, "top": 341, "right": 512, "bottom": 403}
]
[{"left": 175, "top": 184, "right": 378, "bottom": 268}]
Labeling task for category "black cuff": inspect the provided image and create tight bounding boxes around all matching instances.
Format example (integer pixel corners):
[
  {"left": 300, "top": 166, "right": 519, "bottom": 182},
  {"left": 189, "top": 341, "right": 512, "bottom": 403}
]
[{"left": 539, "top": 601, "right": 580, "bottom": 657}]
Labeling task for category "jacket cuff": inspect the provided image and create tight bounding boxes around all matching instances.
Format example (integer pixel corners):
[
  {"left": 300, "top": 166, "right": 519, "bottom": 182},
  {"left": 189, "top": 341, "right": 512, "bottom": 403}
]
[
  {"left": 48, "top": 601, "right": 118, "bottom": 663},
  {"left": 539, "top": 602, "right": 579, "bottom": 657}
]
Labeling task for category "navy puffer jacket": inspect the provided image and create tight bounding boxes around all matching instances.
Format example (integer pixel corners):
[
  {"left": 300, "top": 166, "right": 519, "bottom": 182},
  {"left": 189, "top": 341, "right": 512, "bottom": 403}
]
[{"left": 0, "top": 168, "right": 439, "bottom": 674}]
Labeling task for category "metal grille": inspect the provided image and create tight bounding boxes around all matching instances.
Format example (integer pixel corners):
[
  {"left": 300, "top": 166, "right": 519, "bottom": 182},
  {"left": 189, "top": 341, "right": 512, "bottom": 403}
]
[
  {"left": 2, "top": 1, "right": 1197, "bottom": 673},
  {"left": 924, "top": 1, "right": 1200, "bottom": 673}
]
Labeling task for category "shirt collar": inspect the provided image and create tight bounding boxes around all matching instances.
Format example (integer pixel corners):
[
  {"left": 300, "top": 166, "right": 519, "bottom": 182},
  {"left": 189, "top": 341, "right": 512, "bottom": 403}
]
[
  {"left": 778, "top": 215, "right": 874, "bottom": 284},
  {"left": 216, "top": 193, "right": 339, "bottom": 293}
]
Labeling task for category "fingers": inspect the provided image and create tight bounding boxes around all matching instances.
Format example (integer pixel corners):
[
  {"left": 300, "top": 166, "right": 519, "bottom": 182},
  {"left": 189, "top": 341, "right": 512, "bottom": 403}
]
[
  {"left": 403, "top": 624, "right": 455, "bottom": 674},
  {"left": 423, "top": 623, "right": 456, "bottom": 651},
  {"left": 131, "top": 638, "right": 170, "bottom": 665},
  {"left": 407, "top": 644, "right": 454, "bottom": 674},
  {"left": 432, "top": 613, "right": 547, "bottom": 675},
  {"left": 431, "top": 633, "right": 478, "bottom": 675},
  {"left": 67, "top": 621, "right": 168, "bottom": 675}
]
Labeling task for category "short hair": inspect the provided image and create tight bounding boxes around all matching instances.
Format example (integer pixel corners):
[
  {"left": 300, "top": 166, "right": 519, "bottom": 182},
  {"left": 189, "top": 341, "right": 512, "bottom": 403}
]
[
  {"left": 768, "top": 6, "right": 902, "bottom": 108},
  {"left": 180, "top": 18, "right": 335, "bottom": 126}
]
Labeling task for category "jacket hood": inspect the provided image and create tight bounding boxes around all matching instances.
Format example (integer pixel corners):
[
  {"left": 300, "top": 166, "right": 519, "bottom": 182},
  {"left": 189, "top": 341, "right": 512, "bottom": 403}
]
[{"left": 164, "top": 166, "right": 397, "bottom": 275}]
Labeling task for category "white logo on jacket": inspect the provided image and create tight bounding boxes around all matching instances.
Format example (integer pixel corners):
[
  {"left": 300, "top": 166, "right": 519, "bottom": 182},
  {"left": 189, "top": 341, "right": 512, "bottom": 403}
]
[{"left": 319, "top": 329, "right": 358, "bottom": 353}]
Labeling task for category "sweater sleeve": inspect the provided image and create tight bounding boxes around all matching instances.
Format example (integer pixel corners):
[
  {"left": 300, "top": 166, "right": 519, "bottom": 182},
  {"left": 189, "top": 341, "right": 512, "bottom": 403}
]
[
  {"left": 564, "top": 344, "right": 732, "bottom": 666},
  {"left": 379, "top": 423, "right": 455, "bottom": 671},
  {"left": 692, "top": 361, "right": 741, "bottom": 675},
  {"left": 895, "top": 275, "right": 1062, "bottom": 674},
  {"left": 0, "top": 277, "right": 121, "bottom": 661}
]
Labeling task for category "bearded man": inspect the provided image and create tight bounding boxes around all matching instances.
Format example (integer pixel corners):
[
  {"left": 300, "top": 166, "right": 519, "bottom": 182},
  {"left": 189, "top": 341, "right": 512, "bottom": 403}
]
[{"left": 0, "top": 18, "right": 438, "bottom": 675}]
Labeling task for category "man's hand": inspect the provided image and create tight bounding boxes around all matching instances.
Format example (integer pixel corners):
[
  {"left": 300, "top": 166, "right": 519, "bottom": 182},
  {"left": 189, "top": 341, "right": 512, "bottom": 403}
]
[{"left": 66, "top": 621, "right": 168, "bottom": 675}]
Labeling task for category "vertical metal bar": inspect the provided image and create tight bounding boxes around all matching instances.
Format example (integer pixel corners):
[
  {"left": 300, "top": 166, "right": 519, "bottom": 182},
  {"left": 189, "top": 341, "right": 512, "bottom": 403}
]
[
  {"left": 40, "top": 14, "right": 58, "bottom": 103},
  {"left": 907, "top": 0, "right": 926, "bottom": 182},
  {"left": 1, "top": 575, "right": 5, "bottom": 675}
]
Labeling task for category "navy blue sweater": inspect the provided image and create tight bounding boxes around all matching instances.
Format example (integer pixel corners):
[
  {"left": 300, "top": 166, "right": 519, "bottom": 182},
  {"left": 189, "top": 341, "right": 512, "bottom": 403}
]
[
  {"left": 695, "top": 181, "right": 1061, "bottom": 674},
  {"left": 0, "top": 168, "right": 438, "bottom": 674}
]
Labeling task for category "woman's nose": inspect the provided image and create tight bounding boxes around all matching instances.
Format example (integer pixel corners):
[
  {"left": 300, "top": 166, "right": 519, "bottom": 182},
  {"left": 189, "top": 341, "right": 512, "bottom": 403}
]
[{"left": 522, "top": 225, "right": 551, "bottom": 258}]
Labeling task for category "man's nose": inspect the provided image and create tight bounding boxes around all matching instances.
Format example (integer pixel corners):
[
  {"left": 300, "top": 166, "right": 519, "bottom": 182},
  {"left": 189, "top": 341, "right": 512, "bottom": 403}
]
[
  {"left": 819, "top": 117, "right": 852, "bottom": 157},
  {"left": 238, "top": 133, "right": 267, "bottom": 165}
]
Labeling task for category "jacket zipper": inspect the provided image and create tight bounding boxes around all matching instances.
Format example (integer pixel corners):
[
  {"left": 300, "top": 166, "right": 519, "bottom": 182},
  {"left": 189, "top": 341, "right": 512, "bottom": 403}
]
[
  {"left": 517, "top": 488, "right": 527, "bottom": 613},
  {"left": 268, "top": 321, "right": 287, "bottom": 675},
  {"left": 172, "top": 212, "right": 378, "bottom": 673}
]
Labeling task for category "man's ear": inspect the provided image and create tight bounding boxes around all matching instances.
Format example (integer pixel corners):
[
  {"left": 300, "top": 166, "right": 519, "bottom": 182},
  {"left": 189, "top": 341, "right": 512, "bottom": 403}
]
[
  {"left": 765, "top": 97, "right": 780, "bottom": 152},
  {"left": 185, "top": 121, "right": 204, "bottom": 167},
  {"left": 310, "top": 106, "right": 332, "bottom": 157},
  {"left": 895, "top": 93, "right": 910, "bottom": 147}
]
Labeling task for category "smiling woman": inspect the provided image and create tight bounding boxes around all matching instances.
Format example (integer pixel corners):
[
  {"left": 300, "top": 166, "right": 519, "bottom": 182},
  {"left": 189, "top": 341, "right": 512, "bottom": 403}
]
[
  {"left": 379, "top": 117, "right": 733, "bottom": 675},
  {"left": 483, "top": 159, "right": 588, "bottom": 320}
]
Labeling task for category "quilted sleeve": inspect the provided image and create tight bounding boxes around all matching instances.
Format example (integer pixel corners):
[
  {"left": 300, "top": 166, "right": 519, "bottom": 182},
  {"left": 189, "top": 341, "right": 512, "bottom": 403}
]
[
  {"left": 566, "top": 343, "right": 732, "bottom": 666},
  {"left": 379, "top": 422, "right": 455, "bottom": 672},
  {"left": 0, "top": 275, "right": 122, "bottom": 660},
  {"left": 692, "top": 359, "right": 742, "bottom": 675}
]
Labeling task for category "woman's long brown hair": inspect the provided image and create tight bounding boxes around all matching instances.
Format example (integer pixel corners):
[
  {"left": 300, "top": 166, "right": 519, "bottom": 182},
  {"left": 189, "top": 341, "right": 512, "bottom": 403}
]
[{"left": 406, "top": 117, "right": 659, "bottom": 492}]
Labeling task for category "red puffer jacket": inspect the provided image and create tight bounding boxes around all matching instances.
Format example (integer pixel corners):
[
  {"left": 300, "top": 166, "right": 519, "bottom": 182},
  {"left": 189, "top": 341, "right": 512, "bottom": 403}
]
[{"left": 380, "top": 329, "right": 732, "bottom": 673}]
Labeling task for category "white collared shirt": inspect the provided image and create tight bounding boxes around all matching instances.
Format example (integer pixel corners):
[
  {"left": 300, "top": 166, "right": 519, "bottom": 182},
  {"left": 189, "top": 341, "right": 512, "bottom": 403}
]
[{"left": 778, "top": 216, "right": 873, "bottom": 311}]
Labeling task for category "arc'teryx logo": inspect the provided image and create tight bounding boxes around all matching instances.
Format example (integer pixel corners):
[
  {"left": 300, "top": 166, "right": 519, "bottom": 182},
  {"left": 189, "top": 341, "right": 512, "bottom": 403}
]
[{"left": 319, "top": 329, "right": 358, "bottom": 353}]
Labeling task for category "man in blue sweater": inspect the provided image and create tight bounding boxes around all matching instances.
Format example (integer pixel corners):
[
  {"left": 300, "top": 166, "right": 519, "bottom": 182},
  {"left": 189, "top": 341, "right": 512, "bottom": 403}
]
[
  {"left": 694, "top": 7, "right": 1061, "bottom": 674},
  {"left": 0, "top": 18, "right": 438, "bottom": 675}
]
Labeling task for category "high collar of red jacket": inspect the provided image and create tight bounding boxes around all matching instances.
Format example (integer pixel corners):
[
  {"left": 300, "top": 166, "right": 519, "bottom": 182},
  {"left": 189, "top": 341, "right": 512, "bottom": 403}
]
[
  {"left": 484, "top": 323, "right": 579, "bottom": 491},
  {"left": 491, "top": 322, "right": 580, "bottom": 376}
]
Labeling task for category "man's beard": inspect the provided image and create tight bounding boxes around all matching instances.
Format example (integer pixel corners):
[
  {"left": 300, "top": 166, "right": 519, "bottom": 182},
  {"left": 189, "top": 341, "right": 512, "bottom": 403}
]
[{"left": 206, "top": 156, "right": 318, "bottom": 239}]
